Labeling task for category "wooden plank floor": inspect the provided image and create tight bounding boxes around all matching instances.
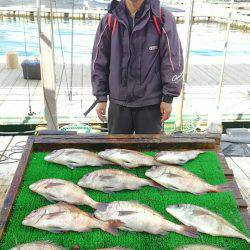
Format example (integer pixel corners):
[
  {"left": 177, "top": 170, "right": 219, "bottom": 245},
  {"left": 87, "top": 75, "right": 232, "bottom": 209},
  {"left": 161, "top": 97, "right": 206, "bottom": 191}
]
[
  {"left": 0, "top": 63, "right": 249, "bottom": 124},
  {"left": 226, "top": 156, "right": 250, "bottom": 213},
  {"left": 0, "top": 136, "right": 28, "bottom": 210}
]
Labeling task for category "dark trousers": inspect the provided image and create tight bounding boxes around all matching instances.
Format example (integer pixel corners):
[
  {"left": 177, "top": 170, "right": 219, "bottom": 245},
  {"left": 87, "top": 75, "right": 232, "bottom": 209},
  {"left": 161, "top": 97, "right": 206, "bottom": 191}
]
[{"left": 108, "top": 102, "right": 162, "bottom": 134}]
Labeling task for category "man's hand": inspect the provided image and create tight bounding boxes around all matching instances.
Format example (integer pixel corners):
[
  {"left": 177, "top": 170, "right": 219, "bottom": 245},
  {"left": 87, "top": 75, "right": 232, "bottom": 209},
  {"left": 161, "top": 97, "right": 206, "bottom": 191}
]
[
  {"left": 96, "top": 102, "right": 107, "bottom": 122},
  {"left": 160, "top": 102, "right": 172, "bottom": 123}
]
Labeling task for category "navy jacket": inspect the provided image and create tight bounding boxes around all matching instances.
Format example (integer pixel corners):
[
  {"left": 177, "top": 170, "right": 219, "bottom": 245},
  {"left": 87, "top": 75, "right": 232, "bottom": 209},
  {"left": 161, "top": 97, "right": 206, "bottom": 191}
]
[{"left": 91, "top": 0, "right": 183, "bottom": 107}]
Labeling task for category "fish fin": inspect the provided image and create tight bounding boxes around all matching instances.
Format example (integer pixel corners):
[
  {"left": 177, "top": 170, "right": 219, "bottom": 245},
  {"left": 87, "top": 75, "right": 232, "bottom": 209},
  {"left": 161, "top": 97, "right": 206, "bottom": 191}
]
[
  {"left": 46, "top": 211, "right": 66, "bottom": 219},
  {"left": 102, "top": 220, "right": 123, "bottom": 236},
  {"left": 93, "top": 202, "right": 108, "bottom": 210},
  {"left": 168, "top": 185, "right": 181, "bottom": 191},
  {"left": 178, "top": 226, "right": 199, "bottom": 238},
  {"left": 159, "top": 230, "right": 168, "bottom": 236},
  {"left": 148, "top": 180, "right": 164, "bottom": 190},
  {"left": 45, "top": 197, "right": 56, "bottom": 203},
  {"left": 102, "top": 186, "right": 117, "bottom": 193},
  {"left": 118, "top": 211, "right": 137, "bottom": 216},
  {"left": 95, "top": 202, "right": 109, "bottom": 212},
  {"left": 99, "top": 175, "right": 115, "bottom": 180},
  {"left": 44, "top": 182, "right": 65, "bottom": 189},
  {"left": 192, "top": 209, "right": 210, "bottom": 217},
  {"left": 121, "top": 163, "right": 132, "bottom": 169},
  {"left": 48, "top": 226, "right": 65, "bottom": 233},
  {"left": 66, "top": 164, "right": 77, "bottom": 169}
]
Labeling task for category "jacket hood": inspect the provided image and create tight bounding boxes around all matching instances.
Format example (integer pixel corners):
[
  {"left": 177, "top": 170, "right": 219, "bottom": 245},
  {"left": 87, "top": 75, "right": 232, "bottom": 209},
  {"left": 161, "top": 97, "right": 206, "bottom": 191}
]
[{"left": 108, "top": 0, "right": 161, "bottom": 18}]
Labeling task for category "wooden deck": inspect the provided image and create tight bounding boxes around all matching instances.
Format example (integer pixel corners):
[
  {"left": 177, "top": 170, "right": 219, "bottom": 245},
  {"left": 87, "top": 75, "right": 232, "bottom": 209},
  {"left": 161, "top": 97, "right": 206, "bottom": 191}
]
[{"left": 0, "top": 63, "right": 250, "bottom": 124}]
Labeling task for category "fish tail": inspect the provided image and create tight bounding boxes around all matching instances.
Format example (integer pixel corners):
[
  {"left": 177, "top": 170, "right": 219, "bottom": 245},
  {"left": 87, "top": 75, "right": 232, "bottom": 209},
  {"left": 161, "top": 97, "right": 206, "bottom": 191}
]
[
  {"left": 95, "top": 202, "right": 109, "bottom": 211},
  {"left": 102, "top": 220, "right": 122, "bottom": 236},
  {"left": 177, "top": 225, "right": 199, "bottom": 238},
  {"left": 243, "top": 235, "right": 250, "bottom": 243},
  {"left": 148, "top": 180, "right": 164, "bottom": 190},
  {"left": 215, "top": 181, "right": 234, "bottom": 192}
]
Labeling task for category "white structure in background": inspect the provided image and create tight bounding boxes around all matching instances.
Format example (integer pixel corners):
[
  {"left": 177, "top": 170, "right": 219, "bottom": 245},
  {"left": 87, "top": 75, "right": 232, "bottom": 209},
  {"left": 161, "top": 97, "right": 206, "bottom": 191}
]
[{"left": 37, "top": 0, "right": 58, "bottom": 130}]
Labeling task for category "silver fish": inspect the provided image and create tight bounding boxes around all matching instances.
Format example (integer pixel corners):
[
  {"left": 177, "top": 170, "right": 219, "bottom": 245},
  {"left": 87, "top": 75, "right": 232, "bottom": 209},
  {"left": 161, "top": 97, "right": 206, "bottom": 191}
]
[
  {"left": 155, "top": 150, "right": 204, "bottom": 165},
  {"left": 175, "top": 245, "right": 224, "bottom": 250},
  {"left": 22, "top": 202, "right": 121, "bottom": 236},
  {"left": 78, "top": 169, "right": 160, "bottom": 193},
  {"left": 166, "top": 204, "right": 250, "bottom": 243},
  {"left": 94, "top": 201, "right": 198, "bottom": 237},
  {"left": 98, "top": 149, "right": 160, "bottom": 169},
  {"left": 145, "top": 165, "right": 220, "bottom": 194},
  {"left": 10, "top": 241, "right": 66, "bottom": 250},
  {"left": 29, "top": 178, "right": 101, "bottom": 209},
  {"left": 45, "top": 148, "right": 111, "bottom": 169}
]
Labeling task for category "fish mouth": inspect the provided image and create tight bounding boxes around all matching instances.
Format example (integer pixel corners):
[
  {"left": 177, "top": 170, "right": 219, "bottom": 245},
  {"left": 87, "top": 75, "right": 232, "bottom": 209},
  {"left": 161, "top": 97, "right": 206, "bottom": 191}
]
[
  {"left": 45, "top": 149, "right": 64, "bottom": 162},
  {"left": 29, "top": 183, "right": 36, "bottom": 191},
  {"left": 22, "top": 209, "right": 46, "bottom": 226},
  {"left": 145, "top": 166, "right": 162, "bottom": 178},
  {"left": 166, "top": 205, "right": 179, "bottom": 213}
]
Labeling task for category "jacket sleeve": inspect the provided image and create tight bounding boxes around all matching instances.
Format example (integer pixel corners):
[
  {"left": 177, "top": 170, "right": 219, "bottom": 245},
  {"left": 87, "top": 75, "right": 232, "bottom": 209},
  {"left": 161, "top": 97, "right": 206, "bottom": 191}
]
[
  {"left": 91, "top": 14, "right": 110, "bottom": 102},
  {"left": 160, "top": 9, "right": 183, "bottom": 103}
]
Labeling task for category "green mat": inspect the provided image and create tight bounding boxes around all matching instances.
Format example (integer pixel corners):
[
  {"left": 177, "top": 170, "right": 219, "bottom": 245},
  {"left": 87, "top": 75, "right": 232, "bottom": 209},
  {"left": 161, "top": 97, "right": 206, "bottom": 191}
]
[{"left": 0, "top": 151, "right": 249, "bottom": 250}]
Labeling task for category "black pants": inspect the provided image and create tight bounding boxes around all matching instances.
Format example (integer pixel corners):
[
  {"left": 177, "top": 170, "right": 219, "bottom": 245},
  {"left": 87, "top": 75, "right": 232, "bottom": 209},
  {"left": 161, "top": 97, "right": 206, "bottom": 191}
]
[{"left": 108, "top": 102, "right": 162, "bottom": 134}]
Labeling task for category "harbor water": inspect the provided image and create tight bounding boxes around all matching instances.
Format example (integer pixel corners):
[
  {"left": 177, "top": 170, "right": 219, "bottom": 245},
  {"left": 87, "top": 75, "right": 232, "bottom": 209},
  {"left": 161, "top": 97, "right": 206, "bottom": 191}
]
[{"left": 0, "top": 17, "right": 250, "bottom": 65}]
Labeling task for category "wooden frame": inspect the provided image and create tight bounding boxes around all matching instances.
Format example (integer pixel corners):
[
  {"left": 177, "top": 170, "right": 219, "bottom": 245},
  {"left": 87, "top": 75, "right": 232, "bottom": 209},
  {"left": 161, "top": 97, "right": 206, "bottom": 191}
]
[{"left": 0, "top": 134, "right": 249, "bottom": 241}]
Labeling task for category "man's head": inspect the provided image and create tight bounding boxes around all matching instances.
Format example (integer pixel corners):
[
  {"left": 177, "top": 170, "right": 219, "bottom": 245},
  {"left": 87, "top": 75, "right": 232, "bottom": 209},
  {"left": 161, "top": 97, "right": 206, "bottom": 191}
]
[{"left": 126, "top": 0, "right": 145, "bottom": 4}]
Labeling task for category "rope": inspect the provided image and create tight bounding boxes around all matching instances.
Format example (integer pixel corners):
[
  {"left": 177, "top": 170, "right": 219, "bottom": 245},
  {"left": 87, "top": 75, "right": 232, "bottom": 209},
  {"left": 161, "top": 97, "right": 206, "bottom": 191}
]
[
  {"left": 69, "top": 0, "right": 75, "bottom": 101},
  {"left": 53, "top": 0, "right": 70, "bottom": 100},
  {"left": 0, "top": 140, "right": 27, "bottom": 165},
  {"left": 21, "top": 0, "right": 34, "bottom": 116},
  {"left": 81, "top": 63, "right": 84, "bottom": 109}
]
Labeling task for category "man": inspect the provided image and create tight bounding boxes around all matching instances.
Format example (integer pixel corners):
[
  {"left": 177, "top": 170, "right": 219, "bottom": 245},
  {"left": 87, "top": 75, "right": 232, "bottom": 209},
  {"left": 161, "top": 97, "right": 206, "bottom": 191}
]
[{"left": 92, "top": 0, "right": 183, "bottom": 134}]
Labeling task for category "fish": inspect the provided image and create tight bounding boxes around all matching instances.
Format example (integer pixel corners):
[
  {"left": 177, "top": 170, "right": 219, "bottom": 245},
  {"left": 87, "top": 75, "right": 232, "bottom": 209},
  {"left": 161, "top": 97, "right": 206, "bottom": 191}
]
[
  {"left": 145, "top": 165, "right": 221, "bottom": 194},
  {"left": 22, "top": 202, "right": 121, "bottom": 236},
  {"left": 155, "top": 150, "right": 204, "bottom": 165},
  {"left": 94, "top": 201, "right": 198, "bottom": 237},
  {"left": 78, "top": 169, "right": 161, "bottom": 193},
  {"left": 29, "top": 178, "right": 102, "bottom": 209},
  {"left": 174, "top": 245, "right": 224, "bottom": 250},
  {"left": 10, "top": 241, "right": 66, "bottom": 250},
  {"left": 98, "top": 149, "right": 161, "bottom": 169},
  {"left": 166, "top": 204, "right": 250, "bottom": 243},
  {"left": 44, "top": 148, "right": 112, "bottom": 169}
]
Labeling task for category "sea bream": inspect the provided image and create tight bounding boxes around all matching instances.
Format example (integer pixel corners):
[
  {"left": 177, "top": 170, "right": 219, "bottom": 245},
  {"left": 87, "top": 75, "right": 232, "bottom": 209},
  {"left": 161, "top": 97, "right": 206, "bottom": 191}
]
[
  {"left": 98, "top": 149, "right": 160, "bottom": 169},
  {"left": 29, "top": 178, "right": 101, "bottom": 209},
  {"left": 175, "top": 245, "right": 224, "bottom": 250},
  {"left": 145, "top": 165, "right": 221, "bottom": 194},
  {"left": 44, "top": 148, "right": 111, "bottom": 169},
  {"left": 22, "top": 202, "right": 121, "bottom": 235},
  {"left": 155, "top": 150, "right": 204, "bottom": 165},
  {"left": 10, "top": 241, "right": 66, "bottom": 250},
  {"left": 94, "top": 201, "right": 198, "bottom": 237},
  {"left": 78, "top": 169, "right": 160, "bottom": 193},
  {"left": 166, "top": 204, "right": 250, "bottom": 243}
]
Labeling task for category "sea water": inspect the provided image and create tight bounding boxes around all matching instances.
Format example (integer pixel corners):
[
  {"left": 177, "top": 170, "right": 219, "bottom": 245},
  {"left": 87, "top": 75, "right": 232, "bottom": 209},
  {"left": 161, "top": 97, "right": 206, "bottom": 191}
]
[{"left": 0, "top": 17, "right": 250, "bottom": 65}]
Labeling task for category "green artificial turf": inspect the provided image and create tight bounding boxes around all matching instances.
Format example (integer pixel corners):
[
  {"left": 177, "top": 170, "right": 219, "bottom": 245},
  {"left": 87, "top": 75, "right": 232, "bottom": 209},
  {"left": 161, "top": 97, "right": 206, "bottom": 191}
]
[{"left": 0, "top": 151, "right": 249, "bottom": 250}]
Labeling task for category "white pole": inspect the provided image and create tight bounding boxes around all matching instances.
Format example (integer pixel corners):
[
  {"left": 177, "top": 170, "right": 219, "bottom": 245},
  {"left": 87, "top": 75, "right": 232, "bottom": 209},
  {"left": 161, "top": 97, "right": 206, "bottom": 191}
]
[
  {"left": 38, "top": 0, "right": 58, "bottom": 129},
  {"left": 216, "top": 0, "right": 234, "bottom": 110},
  {"left": 175, "top": 0, "right": 195, "bottom": 132}
]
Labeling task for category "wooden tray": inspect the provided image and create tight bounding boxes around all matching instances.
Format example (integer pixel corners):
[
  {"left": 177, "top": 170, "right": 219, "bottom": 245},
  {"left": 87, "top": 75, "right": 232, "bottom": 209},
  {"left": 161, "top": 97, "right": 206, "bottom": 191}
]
[{"left": 0, "top": 133, "right": 249, "bottom": 240}]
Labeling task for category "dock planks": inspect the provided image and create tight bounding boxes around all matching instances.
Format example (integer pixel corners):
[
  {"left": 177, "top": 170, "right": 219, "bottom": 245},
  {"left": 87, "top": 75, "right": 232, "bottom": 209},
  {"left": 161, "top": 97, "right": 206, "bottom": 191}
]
[
  {"left": 0, "top": 63, "right": 250, "bottom": 124},
  {"left": 0, "top": 136, "right": 28, "bottom": 210},
  {"left": 226, "top": 157, "right": 250, "bottom": 212}
]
